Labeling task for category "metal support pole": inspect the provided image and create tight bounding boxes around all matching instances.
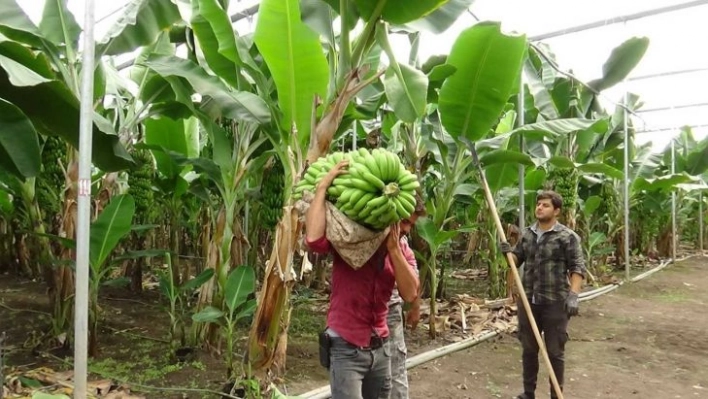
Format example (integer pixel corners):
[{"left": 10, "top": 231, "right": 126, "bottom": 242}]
[
  {"left": 623, "top": 90, "right": 630, "bottom": 280},
  {"left": 671, "top": 139, "right": 677, "bottom": 262},
  {"left": 529, "top": 0, "right": 708, "bottom": 41},
  {"left": 700, "top": 191, "right": 704, "bottom": 254},
  {"left": 628, "top": 67, "right": 708, "bottom": 82},
  {"left": 74, "top": 1, "right": 97, "bottom": 398},
  {"left": 517, "top": 73, "right": 526, "bottom": 231}
]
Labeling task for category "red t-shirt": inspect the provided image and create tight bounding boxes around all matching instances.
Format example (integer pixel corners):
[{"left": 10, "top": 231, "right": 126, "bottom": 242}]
[{"left": 306, "top": 235, "right": 417, "bottom": 347}]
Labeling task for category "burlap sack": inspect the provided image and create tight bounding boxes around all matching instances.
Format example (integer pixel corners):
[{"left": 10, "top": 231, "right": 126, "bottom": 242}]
[{"left": 295, "top": 191, "right": 390, "bottom": 269}]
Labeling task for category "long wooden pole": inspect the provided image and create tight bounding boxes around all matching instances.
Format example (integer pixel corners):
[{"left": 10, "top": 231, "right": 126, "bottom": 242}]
[{"left": 470, "top": 144, "right": 565, "bottom": 399}]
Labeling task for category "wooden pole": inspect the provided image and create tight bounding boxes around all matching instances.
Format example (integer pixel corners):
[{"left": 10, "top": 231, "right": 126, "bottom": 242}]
[{"left": 470, "top": 144, "right": 565, "bottom": 399}]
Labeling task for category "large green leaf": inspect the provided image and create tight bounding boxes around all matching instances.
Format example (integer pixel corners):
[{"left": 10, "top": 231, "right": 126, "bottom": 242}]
[
  {"left": 479, "top": 149, "right": 533, "bottom": 167},
  {"left": 127, "top": 31, "right": 174, "bottom": 85},
  {"left": 577, "top": 162, "right": 623, "bottom": 180},
  {"left": 356, "top": 0, "right": 449, "bottom": 25},
  {"left": 378, "top": 27, "right": 427, "bottom": 123},
  {"left": 224, "top": 265, "right": 255, "bottom": 313},
  {"left": 98, "top": 0, "right": 182, "bottom": 57},
  {"left": 0, "top": 98, "right": 40, "bottom": 178},
  {"left": 89, "top": 194, "right": 136, "bottom": 270},
  {"left": 0, "top": 54, "right": 51, "bottom": 86},
  {"left": 416, "top": 217, "right": 460, "bottom": 249},
  {"left": 0, "top": 0, "right": 45, "bottom": 48},
  {"left": 633, "top": 173, "right": 699, "bottom": 192},
  {"left": 522, "top": 58, "right": 558, "bottom": 120},
  {"left": 0, "top": 68, "right": 133, "bottom": 171},
  {"left": 191, "top": 5, "right": 239, "bottom": 88},
  {"left": 144, "top": 54, "right": 270, "bottom": 124},
  {"left": 524, "top": 168, "right": 546, "bottom": 190},
  {"left": 196, "top": 0, "right": 256, "bottom": 69},
  {"left": 403, "top": 0, "right": 475, "bottom": 34},
  {"left": 508, "top": 118, "right": 606, "bottom": 140},
  {"left": 588, "top": 37, "right": 650, "bottom": 92},
  {"left": 254, "top": 0, "right": 329, "bottom": 140},
  {"left": 484, "top": 162, "right": 518, "bottom": 192},
  {"left": 38, "top": 0, "right": 81, "bottom": 49},
  {"left": 192, "top": 306, "right": 225, "bottom": 323},
  {"left": 583, "top": 195, "right": 601, "bottom": 215},
  {"left": 685, "top": 137, "right": 708, "bottom": 175},
  {"left": 0, "top": 34, "right": 54, "bottom": 79},
  {"left": 301, "top": 0, "right": 337, "bottom": 45},
  {"left": 145, "top": 116, "right": 199, "bottom": 178},
  {"left": 439, "top": 22, "right": 526, "bottom": 142},
  {"left": 0, "top": 188, "right": 12, "bottom": 214}
]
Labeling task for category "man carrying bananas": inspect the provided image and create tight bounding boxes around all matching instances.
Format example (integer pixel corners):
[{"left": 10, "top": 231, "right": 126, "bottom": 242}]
[
  {"left": 306, "top": 159, "right": 421, "bottom": 399},
  {"left": 500, "top": 190, "right": 587, "bottom": 399}
]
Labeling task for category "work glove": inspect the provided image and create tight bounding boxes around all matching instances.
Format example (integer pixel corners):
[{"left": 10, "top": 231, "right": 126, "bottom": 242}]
[
  {"left": 565, "top": 291, "right": 579, "bottom": 317},
  {"left": 499, "top": 241, "right": 513, "bottom": 254}
]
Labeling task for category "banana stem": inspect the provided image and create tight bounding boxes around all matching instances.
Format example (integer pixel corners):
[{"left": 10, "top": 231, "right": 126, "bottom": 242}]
[{"left": 384, "top": 182, "right": 400, "bottom": 197}]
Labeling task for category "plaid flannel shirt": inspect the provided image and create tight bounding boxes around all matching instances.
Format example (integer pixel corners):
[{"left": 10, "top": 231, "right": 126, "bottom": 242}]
[{"left": 512, "top": 222, "right": 586, "bottom": 304}]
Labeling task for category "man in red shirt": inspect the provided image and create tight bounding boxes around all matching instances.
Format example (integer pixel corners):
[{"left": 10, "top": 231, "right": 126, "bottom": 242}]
[{"left": 306, "top": 159, "right": 420, "bottom": 399}]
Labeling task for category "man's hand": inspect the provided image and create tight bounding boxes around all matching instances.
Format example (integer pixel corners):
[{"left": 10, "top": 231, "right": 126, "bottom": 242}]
[
  {"left": 565, "top": 291, "right": 579, "bottom": 317},
  {"left": 317, "top": 160, "right": 348, "bottom": 191},
  {"left": 386, "top": 223, "right": 401, "bottom": 252},
  {"left": 499, "top": 241, "right": 512, "bottom": 254},
  {"left": 406, "top": 300, "right": 421, "bottom": 330}
]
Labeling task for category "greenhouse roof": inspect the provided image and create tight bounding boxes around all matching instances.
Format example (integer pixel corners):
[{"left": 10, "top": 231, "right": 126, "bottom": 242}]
[{"left": 22, "top": 0, "right": 708, "bottom": 152}]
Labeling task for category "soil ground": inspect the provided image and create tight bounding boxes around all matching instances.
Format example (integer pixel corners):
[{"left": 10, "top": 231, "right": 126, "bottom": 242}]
[
  {"left": 2, "top": 255, "right": 707, "bottom": 398},
  {"left": 403, "top": 255, "right": 708, "bottom": 399}
]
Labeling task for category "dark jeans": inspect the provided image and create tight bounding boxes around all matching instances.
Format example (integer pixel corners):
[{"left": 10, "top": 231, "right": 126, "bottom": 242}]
[
  {"left": 329, "top": 336, "right": 392, "bottom": 399},
  {"left": 386, "top": 302, "right": 409, "bottom": 399},
  {"left": 517, "top": 300, "right": 569, "bottom": 399}
]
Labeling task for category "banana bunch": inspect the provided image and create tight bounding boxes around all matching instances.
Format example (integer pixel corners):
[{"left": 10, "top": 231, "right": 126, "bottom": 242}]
[
  {"left": 37, "top": 136, "right": 66, "bottom": 224},
  {"left": 294, "top": 148, "right": 420, "bottom": 231},
  {"left": 128, "top": 148, "right": 156, "bottom": 225},
  {"left": 260, "top": 159, "right": 285, "bottom": 231},
  {"left": 548, "top": 167, "right": 579, "bottom": 211}
]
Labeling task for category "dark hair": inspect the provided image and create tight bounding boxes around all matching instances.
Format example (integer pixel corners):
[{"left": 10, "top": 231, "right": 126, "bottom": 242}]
[
  {"left": 413, "top": 191, "right": 427, "bottom": 216},
  {"left": 536, "top": 190, "right": 563, "bottom": 210}
]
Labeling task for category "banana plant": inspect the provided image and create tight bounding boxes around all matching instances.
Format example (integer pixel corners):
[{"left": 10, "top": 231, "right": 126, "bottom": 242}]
[
  {"left": 158, "top": 252, "right": 214, "bottom": 352},
  {"left": 416, "top": 217, "right": 461, "bottom": 338},
  {"left": 429, "top": 22, "right": 526, "bottom": 302},
  {"left": 192, "top": 265, "right": 256, "bottom": 382}
]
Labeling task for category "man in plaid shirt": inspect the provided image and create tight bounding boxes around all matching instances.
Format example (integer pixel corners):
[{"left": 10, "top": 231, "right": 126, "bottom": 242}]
[{"left": 501, "top": 190, "right": 586, "bottom": 399}]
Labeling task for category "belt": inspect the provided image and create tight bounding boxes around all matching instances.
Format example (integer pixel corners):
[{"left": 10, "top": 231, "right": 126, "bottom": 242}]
[
  {"left": 357, "top": 335, "right": 388, "bottom": 351},
  {"left": 332, "top": 336, "right": 388, "bottom": 351}
]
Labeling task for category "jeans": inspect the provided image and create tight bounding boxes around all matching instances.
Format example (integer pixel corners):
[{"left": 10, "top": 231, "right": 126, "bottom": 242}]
[
  {"left": 387, "top": 302, "right": 409, "bottom": 399},
  {"left": 329, "top": 336, "right": 392, "bottom": 399},
  {"left": 517, "top": 300, "right": 569, "bottom": 399}
]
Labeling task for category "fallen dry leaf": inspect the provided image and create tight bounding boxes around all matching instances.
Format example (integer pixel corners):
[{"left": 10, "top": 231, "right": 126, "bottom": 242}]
[{"left": 88, "top": 379, "right": 113, "bottom": 396}]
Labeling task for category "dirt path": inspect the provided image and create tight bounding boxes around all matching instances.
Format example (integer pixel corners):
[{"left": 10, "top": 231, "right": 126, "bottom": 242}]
[
  {"left": 2, "top": 256, "right": 706, "bottom": 398},
  {"left": 406, "top": 255, "right": 708, "bottom": 399}
]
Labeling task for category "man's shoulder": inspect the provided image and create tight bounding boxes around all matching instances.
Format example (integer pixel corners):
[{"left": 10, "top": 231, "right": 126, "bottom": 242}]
[{"left": 554, "top": 223, "right": 581, "bottom": 240}]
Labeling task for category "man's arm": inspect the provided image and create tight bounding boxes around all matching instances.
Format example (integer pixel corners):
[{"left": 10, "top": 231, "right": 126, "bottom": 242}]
[
  {"left": 388, "top": 224, "right": 419, "bottom": 303},
  {"left": 305, "top": 160, "right": 348, "bottom": 244},
  {"left": 566, "top": 232, "right": 586, "bottom": 293},
  {"left": 501, "top": 233, "right": 526, "bottom": 267}
]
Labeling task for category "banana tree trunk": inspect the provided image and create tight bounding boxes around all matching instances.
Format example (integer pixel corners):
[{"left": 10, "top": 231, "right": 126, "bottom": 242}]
[
  {"left": 170, "top": 210, "right": 182, "bottom": 286},
  {"left": 51, "top": 157, "right": 78, "bottom": 343},
  {"left": 247, "top": 202, "right": 299, "bottom": 374},
  {"left": 20, "top": 180, "right": 53, "bottom": 281},
  {"left": 464, "top": 212, "right": 485, "bottom": 264}
]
